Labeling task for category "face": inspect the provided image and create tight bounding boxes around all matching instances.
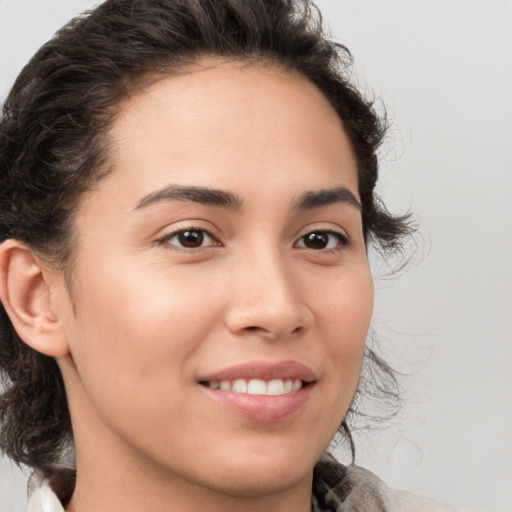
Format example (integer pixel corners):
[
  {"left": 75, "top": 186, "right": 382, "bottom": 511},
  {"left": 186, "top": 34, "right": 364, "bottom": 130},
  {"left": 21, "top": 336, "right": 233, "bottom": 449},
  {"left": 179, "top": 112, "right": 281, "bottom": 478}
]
[{"left": 55, "top": 61, "right": 373, "bottom": 497}]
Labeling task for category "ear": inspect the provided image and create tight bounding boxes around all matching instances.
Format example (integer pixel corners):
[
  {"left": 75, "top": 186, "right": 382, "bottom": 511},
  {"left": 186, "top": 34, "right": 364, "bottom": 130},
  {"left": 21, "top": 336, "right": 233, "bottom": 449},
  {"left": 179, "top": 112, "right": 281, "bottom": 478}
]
[{"left": 0, "top": 239, "right": 70, "bottom": 357}]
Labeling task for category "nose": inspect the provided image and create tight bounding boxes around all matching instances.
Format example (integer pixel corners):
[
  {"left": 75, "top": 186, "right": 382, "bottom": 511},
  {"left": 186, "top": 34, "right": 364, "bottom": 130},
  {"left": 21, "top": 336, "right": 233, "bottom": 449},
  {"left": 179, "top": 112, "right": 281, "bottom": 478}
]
[{"left": 224, "top": 248, "right": 313, "bottom": 340}]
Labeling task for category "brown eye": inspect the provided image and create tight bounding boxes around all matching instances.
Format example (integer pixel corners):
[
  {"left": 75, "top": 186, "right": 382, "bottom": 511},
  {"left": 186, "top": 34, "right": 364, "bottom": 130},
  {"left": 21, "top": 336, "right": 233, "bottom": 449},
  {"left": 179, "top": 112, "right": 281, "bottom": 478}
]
[
  {"left": 296, "top": 231, "right": 347, "bottom": 250},
  {"left": 303, "top": 232, "right": 329, "bottom": 249},
  {"left": 178, "top": 230, "right": 204, "bottom": 248},
  {"left": 162, "top": 228, "right": 216, "bottom": 249}
]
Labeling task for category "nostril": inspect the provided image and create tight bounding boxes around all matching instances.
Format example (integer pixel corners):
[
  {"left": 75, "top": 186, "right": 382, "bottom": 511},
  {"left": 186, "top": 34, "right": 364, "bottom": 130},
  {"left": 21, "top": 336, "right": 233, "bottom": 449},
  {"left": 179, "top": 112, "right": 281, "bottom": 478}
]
[
  {"left": 245, "top": 326, "right": 266, "bottom": 333},
  {"left": 242, "top": 325, "right": 278, "bottom": 339},
  {"left": 225, "top": 301, "right": 312, "bottom": 339}
]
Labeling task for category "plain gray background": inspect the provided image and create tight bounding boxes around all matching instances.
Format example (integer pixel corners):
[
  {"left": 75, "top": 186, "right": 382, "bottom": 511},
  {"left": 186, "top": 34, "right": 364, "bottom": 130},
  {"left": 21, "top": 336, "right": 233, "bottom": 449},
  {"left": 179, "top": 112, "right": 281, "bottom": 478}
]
[{"left": 0, "top": 1, "right": 511, "bottom": 511}]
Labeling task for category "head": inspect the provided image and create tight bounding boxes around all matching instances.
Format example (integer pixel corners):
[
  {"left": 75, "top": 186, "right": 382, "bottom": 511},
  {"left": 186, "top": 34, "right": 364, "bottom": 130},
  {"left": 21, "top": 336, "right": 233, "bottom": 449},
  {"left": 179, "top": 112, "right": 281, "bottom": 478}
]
[{"left": 0, "top": 0, "right": 410, "bottom": 488}]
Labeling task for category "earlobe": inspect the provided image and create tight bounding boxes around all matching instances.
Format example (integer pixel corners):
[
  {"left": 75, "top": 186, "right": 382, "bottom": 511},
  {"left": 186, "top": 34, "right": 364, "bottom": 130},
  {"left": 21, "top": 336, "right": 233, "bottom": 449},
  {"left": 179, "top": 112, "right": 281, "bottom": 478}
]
[{"left": 0, "top": 239, "right": 70, "bottom": 357}]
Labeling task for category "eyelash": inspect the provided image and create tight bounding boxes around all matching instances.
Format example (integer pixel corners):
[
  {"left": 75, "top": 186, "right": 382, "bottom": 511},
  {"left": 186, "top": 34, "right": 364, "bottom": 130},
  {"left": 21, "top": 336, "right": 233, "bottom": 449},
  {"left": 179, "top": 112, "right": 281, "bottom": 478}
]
[{"left": 156, "top": 227, "right": 349, "bottom": 252}]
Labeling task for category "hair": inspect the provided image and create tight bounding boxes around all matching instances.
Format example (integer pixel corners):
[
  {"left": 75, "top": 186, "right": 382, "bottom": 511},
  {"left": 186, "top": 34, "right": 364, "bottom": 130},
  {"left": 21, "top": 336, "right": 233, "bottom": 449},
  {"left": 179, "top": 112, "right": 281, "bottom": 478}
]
[{"left": 0, "top": 0, "right": 413, "bottom": 476}]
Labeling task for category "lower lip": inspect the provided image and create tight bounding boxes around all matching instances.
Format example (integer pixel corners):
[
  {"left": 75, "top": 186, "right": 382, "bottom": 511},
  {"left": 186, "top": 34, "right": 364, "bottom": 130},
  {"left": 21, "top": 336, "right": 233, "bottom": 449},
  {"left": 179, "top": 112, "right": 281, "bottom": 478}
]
[{"left": 200, "top": 384, "right": 314, "bottom": 422}]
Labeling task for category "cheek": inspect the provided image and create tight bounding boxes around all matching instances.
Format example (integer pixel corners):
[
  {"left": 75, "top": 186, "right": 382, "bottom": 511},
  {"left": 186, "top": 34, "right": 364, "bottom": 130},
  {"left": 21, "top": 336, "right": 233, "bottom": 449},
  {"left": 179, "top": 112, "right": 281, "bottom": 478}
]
[
  {"left": 64, "top": 257, "right": 225, "bottom": 411},
  {"left": 315, "top": 266, "right": 373, "bottom": 382}
]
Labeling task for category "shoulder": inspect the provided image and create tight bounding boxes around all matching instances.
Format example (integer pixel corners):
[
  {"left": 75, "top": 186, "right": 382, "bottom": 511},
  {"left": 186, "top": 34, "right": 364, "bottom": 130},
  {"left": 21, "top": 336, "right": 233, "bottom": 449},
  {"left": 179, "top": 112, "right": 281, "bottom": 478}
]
[
  {"left": 313, "top": 457, "right": 457, "bottom": 512},
  {"left": 345, "top": 465, "right": 456, "bottom": 512}
]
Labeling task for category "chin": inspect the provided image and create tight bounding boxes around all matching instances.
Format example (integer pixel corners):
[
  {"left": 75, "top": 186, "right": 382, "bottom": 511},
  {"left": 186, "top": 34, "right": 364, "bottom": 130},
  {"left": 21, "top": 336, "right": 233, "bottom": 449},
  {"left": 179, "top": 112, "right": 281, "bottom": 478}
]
[
  {"left": 185, "top": 443, "right": 319, "bottom": 497},
  {"left": 203, "top": 465, "right": 313, "bottom": 498}
]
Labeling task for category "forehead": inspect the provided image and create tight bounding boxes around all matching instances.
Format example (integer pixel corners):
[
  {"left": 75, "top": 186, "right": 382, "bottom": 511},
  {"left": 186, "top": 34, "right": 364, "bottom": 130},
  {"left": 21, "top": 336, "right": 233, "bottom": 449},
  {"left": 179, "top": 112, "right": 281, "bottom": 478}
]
[{"left": 90, "top": 60, "right": 359, "bottom": 211}]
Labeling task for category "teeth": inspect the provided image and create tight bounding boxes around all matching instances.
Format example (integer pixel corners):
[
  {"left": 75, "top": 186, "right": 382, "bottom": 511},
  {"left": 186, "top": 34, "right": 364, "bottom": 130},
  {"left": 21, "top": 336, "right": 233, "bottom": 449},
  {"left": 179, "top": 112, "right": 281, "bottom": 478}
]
[
  {"left": 231, "top": 379, "right": 248, "bottom": 393},
  {"left": 206, "top": 378, "right": 304, "bottom": 396},
  {"left": 267, "top": 379, "right": 284, "bottom": 395},
  {"left": 247, "top": 379, "right": 267, "bottom": 395}
]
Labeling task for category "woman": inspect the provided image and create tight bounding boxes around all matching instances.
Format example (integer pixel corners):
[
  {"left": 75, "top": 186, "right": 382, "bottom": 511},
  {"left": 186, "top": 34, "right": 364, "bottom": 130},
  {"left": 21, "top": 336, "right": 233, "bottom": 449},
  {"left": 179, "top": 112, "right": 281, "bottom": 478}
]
[{"left": 0, "top": 1, "right": 455, "bottom": 511}]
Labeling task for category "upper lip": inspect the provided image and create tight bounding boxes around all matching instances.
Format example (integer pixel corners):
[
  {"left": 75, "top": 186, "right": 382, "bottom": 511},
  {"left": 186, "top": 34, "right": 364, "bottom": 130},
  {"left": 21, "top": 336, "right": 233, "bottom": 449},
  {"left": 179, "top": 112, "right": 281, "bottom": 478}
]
[{"left": 197, "top": 360, "right": 317, "bottom": 384}]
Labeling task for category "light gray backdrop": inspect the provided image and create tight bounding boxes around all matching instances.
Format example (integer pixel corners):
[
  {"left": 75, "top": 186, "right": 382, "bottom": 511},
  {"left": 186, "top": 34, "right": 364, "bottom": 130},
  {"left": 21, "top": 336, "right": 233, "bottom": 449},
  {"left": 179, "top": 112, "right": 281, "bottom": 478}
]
[{"left": 0, "top": 1, "right": 511, "bottom": 511}]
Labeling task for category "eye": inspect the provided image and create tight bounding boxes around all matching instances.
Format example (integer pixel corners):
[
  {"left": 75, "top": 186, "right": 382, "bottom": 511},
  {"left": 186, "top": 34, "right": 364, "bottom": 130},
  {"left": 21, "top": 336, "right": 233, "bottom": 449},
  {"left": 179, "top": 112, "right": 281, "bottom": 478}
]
[
  {"left": 295, "top": 230, "right": 348, "bottom": 250},
  {"left": 159, "top": 228, "right": 218, "bottom": 250}
]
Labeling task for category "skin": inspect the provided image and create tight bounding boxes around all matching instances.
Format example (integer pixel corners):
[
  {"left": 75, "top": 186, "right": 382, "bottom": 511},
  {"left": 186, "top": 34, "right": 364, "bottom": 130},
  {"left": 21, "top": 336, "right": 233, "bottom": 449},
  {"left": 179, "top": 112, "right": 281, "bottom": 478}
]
[{"left": 1, "top": 60, "right": 374, "bottom": 512}]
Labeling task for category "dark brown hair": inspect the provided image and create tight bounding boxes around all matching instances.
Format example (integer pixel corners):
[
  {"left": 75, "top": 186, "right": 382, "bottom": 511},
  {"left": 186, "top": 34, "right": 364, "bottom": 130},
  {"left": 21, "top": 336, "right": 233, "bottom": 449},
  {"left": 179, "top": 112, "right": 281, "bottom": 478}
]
[{"left": 0, "top": 0, "right": 411, "bottom": 476}]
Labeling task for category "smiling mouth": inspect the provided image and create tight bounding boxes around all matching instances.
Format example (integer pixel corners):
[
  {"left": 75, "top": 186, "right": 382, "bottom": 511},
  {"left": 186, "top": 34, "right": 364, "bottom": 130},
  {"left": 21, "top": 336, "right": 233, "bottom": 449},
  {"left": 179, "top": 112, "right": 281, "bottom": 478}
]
[
  {"left": 200, "top": 378, "right": 305, "bottom": 396},
  {"left": 198, "top": 361, "right": 316, "bottom": 421}
]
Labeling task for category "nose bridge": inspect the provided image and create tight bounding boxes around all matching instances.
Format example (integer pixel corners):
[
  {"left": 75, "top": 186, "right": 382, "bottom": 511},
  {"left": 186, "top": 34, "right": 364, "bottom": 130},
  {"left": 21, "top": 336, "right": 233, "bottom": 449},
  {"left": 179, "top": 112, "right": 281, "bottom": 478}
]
[{"left": 225, "top": 240, "right": 311, "bottom": 338}]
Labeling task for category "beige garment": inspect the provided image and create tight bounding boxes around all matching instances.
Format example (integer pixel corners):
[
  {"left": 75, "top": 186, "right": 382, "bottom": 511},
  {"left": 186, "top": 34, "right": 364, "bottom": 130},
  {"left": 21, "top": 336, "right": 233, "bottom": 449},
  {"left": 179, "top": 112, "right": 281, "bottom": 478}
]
[{"left": 335, "top": 465, "right": 457, "bottom": 512}]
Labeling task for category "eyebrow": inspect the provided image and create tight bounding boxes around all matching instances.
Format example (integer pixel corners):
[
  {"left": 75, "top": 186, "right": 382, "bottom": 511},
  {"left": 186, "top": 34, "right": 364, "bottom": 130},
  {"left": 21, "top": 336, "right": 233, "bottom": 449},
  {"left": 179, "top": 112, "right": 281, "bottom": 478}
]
[
  {"left": 135, "top": 184, "right": 360, "bottom": 212},
  {"left": 136, "top": 185, "right": 242, "bottom": 210},
  {"left": 296, "top": 187, "right": 361, "bottom": 211}
]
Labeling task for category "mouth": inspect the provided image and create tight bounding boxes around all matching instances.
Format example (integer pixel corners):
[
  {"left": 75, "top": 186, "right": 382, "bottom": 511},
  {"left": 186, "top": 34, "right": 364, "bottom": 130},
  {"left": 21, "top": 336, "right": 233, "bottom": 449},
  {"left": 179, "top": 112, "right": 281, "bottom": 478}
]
[
  {"left": 199, "top": 378, "right": 306, "bottom": 396},
  {"left": 197, "top": 361, "right": 317, "bottom": 422}
]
